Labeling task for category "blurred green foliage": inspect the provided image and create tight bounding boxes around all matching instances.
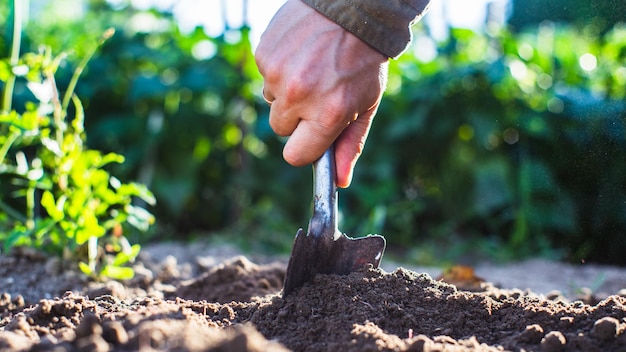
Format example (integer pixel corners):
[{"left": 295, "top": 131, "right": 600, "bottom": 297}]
[
  {"left": 509, "top": 0, "right": 625, "bottom": 33},
  {"left": 1, "top": 1, "right": 625, "bottom": 264},
  {"left": 349, "top": 23, "right": 626, "bottom": 264}
]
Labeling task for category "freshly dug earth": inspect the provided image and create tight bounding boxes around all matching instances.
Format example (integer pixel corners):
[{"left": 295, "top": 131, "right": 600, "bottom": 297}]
[{"left": 1, "top": 244, "right": 626, "bottom": 351}]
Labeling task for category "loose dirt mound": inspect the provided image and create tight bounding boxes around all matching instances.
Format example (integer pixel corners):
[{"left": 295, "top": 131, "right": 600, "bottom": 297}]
[
  {"left": 174, "top": 256, "right": 285, "bottom": 303},
  {"left": 1, "top": 247, "right": 625, "bottom": 351}
]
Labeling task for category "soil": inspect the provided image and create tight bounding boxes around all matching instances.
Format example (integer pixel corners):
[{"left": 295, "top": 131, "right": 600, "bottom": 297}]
[{"left": 1, "top": 242, "right": 626, "bottom": 352}]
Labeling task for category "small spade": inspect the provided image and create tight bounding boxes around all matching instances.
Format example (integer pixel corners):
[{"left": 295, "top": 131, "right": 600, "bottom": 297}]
[{"left": 283, "top": 144, "right": 386, "bottom": 295}]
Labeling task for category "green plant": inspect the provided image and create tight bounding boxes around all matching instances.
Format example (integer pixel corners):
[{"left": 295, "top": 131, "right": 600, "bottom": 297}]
[{"left": 0, "top": 1, "right": 154, "bottom": 280}]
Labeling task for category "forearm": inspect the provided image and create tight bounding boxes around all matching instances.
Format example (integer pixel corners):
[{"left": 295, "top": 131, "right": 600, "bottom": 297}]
[{"left": 300, "top": 0, "right": 432, "bottom": 58}]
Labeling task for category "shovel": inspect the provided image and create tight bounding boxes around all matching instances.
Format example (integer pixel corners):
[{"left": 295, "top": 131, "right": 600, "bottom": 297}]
[{"left": 283, "top": 144, "right": 386, "bottom": 295}]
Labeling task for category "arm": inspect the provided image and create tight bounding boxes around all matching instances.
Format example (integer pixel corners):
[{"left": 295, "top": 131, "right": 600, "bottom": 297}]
[{"left": 255, "top": 0, "right": 431, "bottom": 188}]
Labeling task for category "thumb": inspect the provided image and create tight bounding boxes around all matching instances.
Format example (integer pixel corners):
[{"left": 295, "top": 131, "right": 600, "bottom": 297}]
[{"left": 334, "top": 108, "right": 376, "bottom": 188}]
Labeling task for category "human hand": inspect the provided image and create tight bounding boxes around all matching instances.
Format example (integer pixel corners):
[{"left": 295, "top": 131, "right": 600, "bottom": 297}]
[{"left": 255, "top": 0, "right": 389, "bottom": 188}]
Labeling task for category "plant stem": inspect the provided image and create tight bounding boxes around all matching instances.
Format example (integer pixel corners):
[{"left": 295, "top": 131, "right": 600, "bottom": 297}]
[
  {"left": 1, "top": 0, "right": 23, "bottom": 114},
  {"left": 0, "top": 129, "right": 20, "bottom": 163},
  {"left": 9, "top": 0, "right": 21, "bottom": 66},
  {"left": 46, "top": 71, "right": 65, "bottom": 145},
  {"left": 26, "top": 183, "right": 36, "bottom": 229},
  {"left": 61, "top": 28, "right": 115, "bottom": 113}
]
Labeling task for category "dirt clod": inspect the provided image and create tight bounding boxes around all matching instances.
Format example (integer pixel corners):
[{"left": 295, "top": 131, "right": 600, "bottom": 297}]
[
  {"left": 101, "top": 320, "right": 128, "bottom": 344},
  {"left": 519, "top": 324, "right": 544, "bottom": 344},
  {"left": 591, "top": 317, "right": 620, "bottom": 341},
  {"left": 541, "top": 331, "right": 567, "bottom": 352}
]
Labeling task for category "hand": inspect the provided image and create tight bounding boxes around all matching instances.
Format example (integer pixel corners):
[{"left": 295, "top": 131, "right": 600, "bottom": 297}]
[{"left": 255, "top": 0, "right": 389, "bottom": 188}]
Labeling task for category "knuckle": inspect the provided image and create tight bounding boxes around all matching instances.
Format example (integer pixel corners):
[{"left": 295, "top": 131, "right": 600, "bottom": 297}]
[
  {"left": 262, "top": 64, "right": 282, "bottom": 85},
  {"left": 283, "top": 78, "right": 309, "bottom": 103},
  {"left": 254, "top": 49, "right": 270, "bottom": 75},
  {"left": 255, "top": 57, "right": 282, "bottom": 85}
]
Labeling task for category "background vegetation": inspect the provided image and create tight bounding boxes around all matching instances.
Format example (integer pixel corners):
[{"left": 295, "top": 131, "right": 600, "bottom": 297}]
[{"left": 1, "top": 0, "right": 625, "bottom": 265}]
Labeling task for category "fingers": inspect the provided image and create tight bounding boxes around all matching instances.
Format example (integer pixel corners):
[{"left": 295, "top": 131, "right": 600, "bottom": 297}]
[
  {"left": 264, "top": 76, "right": 377, "bottom": 184},
  {"left": 266, "top": 81, "right": 359, "bottom": 160},
  {"left": 278, "top": 104, "right": 376, "bottom": 189},
  {"left": 268, "top": 98, "right": 300, "bottom": 136},
  {"left": 334, "top": 108, "right": 376, "bottom": 188},
  {"left": 282, "top": 117, "right": 341, "bottom": 167},
  {"left": 263, "top": 84, "right": 379, "bottom": 188}
]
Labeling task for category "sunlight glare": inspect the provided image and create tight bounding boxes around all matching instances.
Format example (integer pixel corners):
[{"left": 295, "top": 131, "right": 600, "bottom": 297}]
[{"left": 579, "top": 53, "right": 597, "bottom": 72}]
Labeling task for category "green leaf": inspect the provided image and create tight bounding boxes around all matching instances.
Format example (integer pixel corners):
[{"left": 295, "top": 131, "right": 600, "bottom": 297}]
[
  {"left": 0, "top": 60, "right": 11, "bottom": 81},
  {"left": 117, "top": 183, "right": 156, "bottom": 205},
  {"left": 0, "top": 110, "right": 39, "bottom": 132},
  {"left": 71, "top": 94, "right": 85, "bottom": 134},
  {"left": 41, "top": 191, "right": 64, "bottom": 221},
  {"left": 125, "top": 205, "right": 155, "bottom": 231},
  {"left": 78, "top": 262, "right": 93, "bottom": 276},
  {"left": 75, "top": 212, "right": 106, "bottom": 245},
  {"left": 99, "top": 152, "right": 125, "bottom": 167},
  {"left": 4, "top": 227, "right": 33, "bottom": 251},
  {"left": 100, "top": 265, "right": 135, "bottom": 280},
  {"left": 112, "top": 244, "right": 141, "bottom": 266}
]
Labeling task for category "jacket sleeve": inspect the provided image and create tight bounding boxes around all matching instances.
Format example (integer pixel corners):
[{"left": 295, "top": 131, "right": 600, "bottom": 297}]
[{"left": 300, "top": 0, "right": 432, "bottom": 59}]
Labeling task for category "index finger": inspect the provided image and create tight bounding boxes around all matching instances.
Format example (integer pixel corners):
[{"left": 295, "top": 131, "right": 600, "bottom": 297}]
[{"left": 282, "top": 117, "right": 342, "bottom": 167}]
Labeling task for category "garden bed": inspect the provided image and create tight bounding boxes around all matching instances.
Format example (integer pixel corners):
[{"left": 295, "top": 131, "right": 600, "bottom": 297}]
[{"left": 1, "top": 242, "right": 625, "bottom": 351}]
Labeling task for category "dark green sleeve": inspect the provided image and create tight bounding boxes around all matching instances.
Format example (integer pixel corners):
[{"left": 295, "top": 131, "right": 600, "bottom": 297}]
[{"left": 300, "top": 0, "right": 432, "bottom": 58}]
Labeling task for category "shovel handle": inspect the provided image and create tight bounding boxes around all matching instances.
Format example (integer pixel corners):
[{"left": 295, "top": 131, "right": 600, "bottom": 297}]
[{"left": 309, "top": 145, "right": 339, "bottom": 240}]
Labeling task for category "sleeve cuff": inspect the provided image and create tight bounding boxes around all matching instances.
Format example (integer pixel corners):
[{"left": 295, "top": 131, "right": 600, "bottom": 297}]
[{"left": 300, "top": 0, "right": 431, "bottom": 58}]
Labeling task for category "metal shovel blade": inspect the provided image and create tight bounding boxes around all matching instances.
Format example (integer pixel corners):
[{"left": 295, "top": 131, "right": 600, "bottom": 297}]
[
  {"left": 283, "top": 229, "right": 385, "bottom": 295},
  {"left": 282, "top": 146, "right": 386, "bottom": 296}
]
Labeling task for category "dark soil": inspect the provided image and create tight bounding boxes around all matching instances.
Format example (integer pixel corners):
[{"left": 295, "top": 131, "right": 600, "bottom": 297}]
[{"left": 1, "top": 244, "right": 626, "bottom": 352}]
